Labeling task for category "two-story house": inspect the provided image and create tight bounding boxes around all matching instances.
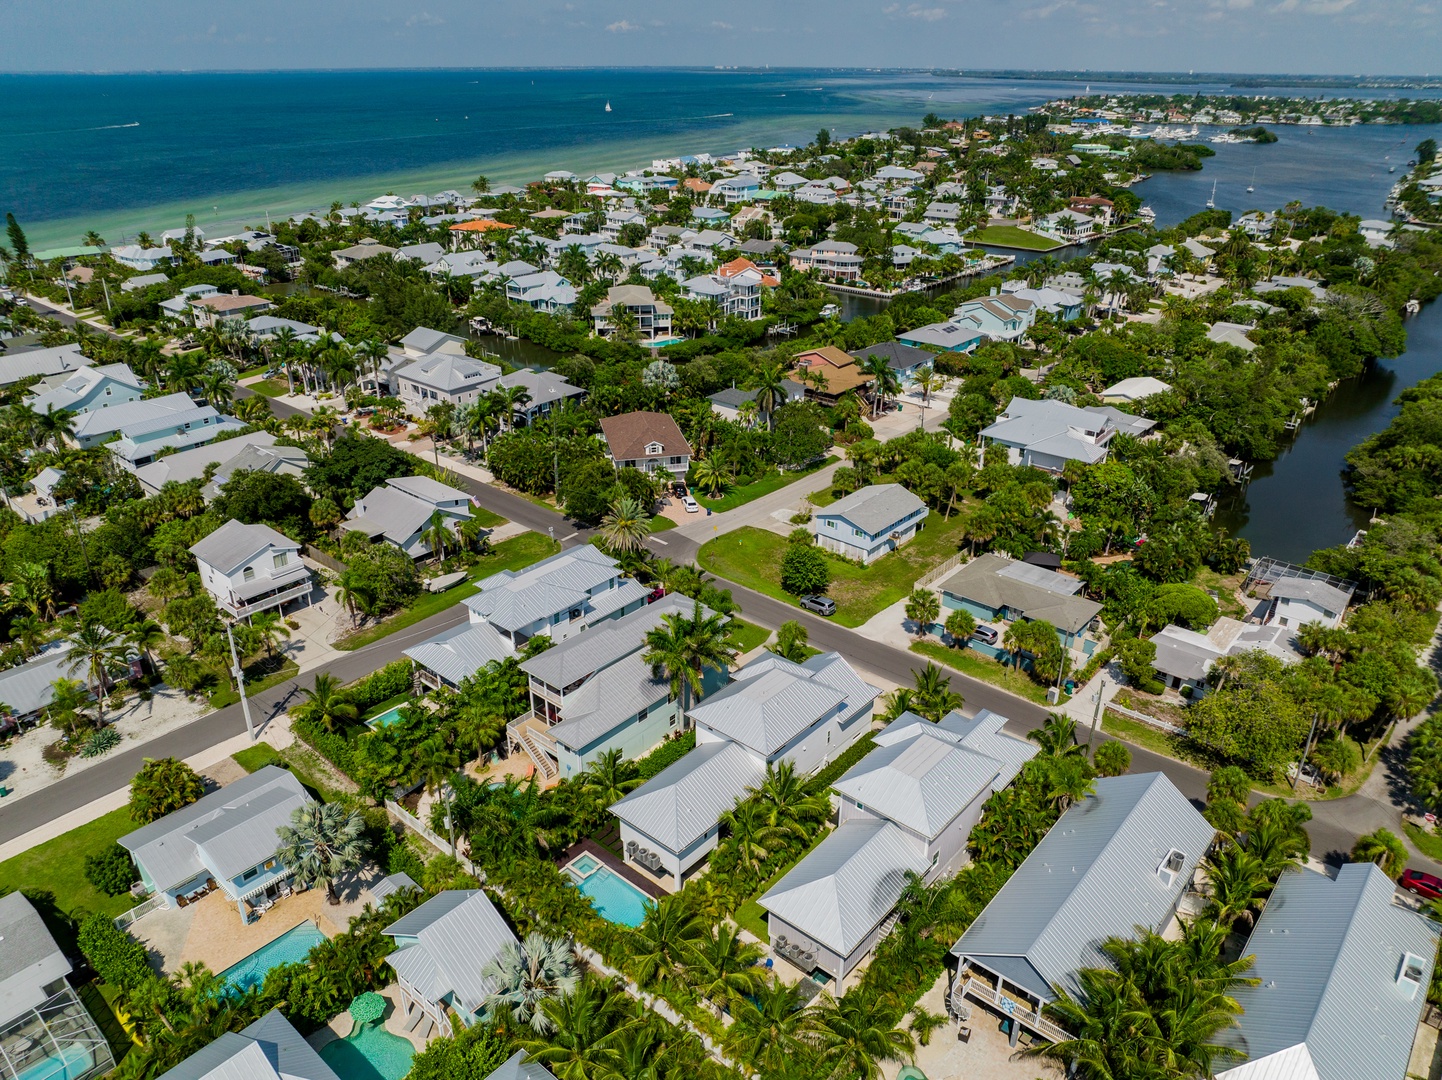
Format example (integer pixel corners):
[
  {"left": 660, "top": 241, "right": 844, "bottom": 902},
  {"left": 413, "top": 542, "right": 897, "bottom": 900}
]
[
  {"left": 759, "top": 709, "right": 1036, "bottom": 984},
  {"left": 68, "top": 391, "right": 197, "bottom": 449},
  {"left": 103, "top": 397, "right": 248, "bottom": 469},
  {"left": 813, "top": 484, "right": 928, "bottom": 564},
  {"left": 390, "top": 341, "right": 501, "bottom": 416},
  {"left": 190, "top": 518, "right": 313, "bottom": 620},
  {"left": 27, "top": 362, "right": 145, "bottom": 417},
  {"left": 598, "top": 411, "right": 691, "bottom": 479},
  {"left": 1265, "top": 575, "right": 1353, "bottom": 630},
  {"left": 505, "top": 270, "right": 577, "bottom": 313},
  {"left": 591, "top": 285, "right": 674, "bottom": 343},
  {"left": 119, "top": 766, "right": 317, "bottom": 921},
  {"left": 681, "top": 257, "right": 778, "bottom": 321},
  {"left": 188, "top": 291, "right": 275, "bottom": 328},
  {"left": 788, "top": 241, "right": 862, "bottom": 281},
  {"left": 111, "top": 244, "right": 175, "bottom": 271},
  {"left": 342, "top": 475, "right": 474, "bottom": 560},
  {"left": 938, "top": 552, "right": 1103, "bottom": 662},
  {"left": 610, "top": 651, "right": 879, "bottom": 887},
  {"left": 792, "top": 346, "right": 874, "bottom": 405},
  {"left": 709, "top": 175, "right": 762, "bottom": 204},
  {"left": 978, "top": 397, "right": 1154, "bottom": 473}
]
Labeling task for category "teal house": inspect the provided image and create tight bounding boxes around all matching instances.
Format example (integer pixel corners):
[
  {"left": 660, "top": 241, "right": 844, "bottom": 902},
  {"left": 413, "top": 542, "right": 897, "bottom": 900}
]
[{"left": 937, "top": 553, "right": 1103, "bottom": 660}]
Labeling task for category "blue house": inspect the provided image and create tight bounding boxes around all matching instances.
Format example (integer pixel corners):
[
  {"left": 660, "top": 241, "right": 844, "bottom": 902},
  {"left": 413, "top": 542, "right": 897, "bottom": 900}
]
[
  {"left": 851, "top": 341, "right": 935, "bottom": 386},
  {"left": 692, "top": 206, "right": 732, "bottom": 224},
  {"left": 897, "top": 321, "right": 984, "bottom": 353},
  {"left": 937, "top": 553, "right": 1103, "bottom": 661}
]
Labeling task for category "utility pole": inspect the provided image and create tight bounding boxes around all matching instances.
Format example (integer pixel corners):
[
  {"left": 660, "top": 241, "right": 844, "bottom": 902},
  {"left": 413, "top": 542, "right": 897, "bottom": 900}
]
[
  {"left": 1085, "top": 676, "right": 1109, "bottom": 751},
  {"left": 1292, "top": 710, "right": 1320, "bottom": 791},
  {"left": 225, "top": 620, "right": 256, "bottom": 743}
]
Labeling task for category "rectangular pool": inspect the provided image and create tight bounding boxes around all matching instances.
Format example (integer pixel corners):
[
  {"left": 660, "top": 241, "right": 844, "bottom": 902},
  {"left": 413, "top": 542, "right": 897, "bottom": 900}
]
[
  {"left": 366, "top": 705, "right": 407, "bottom": 729},
  {"left": 565, "top": 857, "right": 652, "bottom": 928},
  {"left": 218, "top": 921, "right": 327, "bottom": 995}
]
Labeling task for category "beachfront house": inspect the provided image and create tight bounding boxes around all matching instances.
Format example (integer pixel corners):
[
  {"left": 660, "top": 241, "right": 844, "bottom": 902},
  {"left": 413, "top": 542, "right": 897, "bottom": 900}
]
[
  {"left": 978, "top": 397, "right": 1155, "bottom": 473},
  {"left": 26, "top": 362, "right": 145, "bottom": 417},
  {"left": 1214, "top": 863, "right": 1439, "bottom": 1080},
  {"left": 508, "top": 595, "right": 729, "bottom": 781},
  {"left": 938, "top": 553, "right": 1103, "bottom": 661},
  {"left": 0, "top": 893, "right": 116, "bottom": 1080},
  {"left": 118, "top": 766, "right": 317, "bottom": 920},
  {"left": 950, "top": 772, "right": 1215, "bottom": 1045},
  {"left": 406, "top": 547, "right": 649, "bottom": 693},
  {"left": 190, "top": 519, "right": 313, "bottom": 620},
  {"left": 599, "top": 411, "right": 692, "bottom": 479},
  {"left": 383, "top": 890, "right": 519, "bottom": 1038},
  {"left": 610, "top": 651, "right": 879, "bottom": 887},
  {"left": 342, "top": 475, "right": 474, "bottom": 560},
  {"left": 591, "top": 286, "right": 674, "bottom": 343},
  {"left": 759, "top": 709, "right": 1036, "bottom": 985},
  {"left": 813, "top": 484, "right": 928, "bottom": 565}
]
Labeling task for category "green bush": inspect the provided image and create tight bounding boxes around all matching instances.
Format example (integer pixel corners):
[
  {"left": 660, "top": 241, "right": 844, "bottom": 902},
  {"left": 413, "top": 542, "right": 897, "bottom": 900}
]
[
  {"left": 79, "top": 728, "right": 122, "bottom": 758},
  {"left": 635, "top": 731, "right": 696, "bottom": 781},
  {"left": 780, "top": 543, "right": 830, "bottom": 595},
  {"left": 808, "top": 733, "right": 878, "bottom": 793},
  {"left": 348, "top": 660, "right": 414, "bottom": 712},
  {"left": 84, "top": 843, "right": 140, "bottom": 896},
  {"left": 291, "top": 717, "right": 359, "bottom": 776},
  {"left": 78, "top": 912, "right": 153, "bottom": 990}
]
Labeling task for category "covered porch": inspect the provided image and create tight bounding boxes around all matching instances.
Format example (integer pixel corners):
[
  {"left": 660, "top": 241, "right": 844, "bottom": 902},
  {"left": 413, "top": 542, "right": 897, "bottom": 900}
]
[{"left": 949, "top": 962, "right": 1069, "bottom": 1048}]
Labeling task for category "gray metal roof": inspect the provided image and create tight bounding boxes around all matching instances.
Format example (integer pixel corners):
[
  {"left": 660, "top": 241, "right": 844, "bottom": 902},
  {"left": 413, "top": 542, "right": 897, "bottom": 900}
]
[
  {"left": 134, "top": 432, "right": 283, "bottom": 492},
  {"left": 851, "top": 341, "right": 935, "bottom": 373},
  {"left": 0, "top": 892, "right": 70, "bottom": 1029},
  {"left": 0, "top": 642, "right": 77, "bottom": 718},
  {"left": 118, "top": 766, "right": 312, "bottom": 892},
  {"left": 938, "top": 554, "right": 1102, "bottom": 634},
  {"left": 387, "top": 475, "right": 472, "bottom": 504},
  {"left": 497, "top": 368, "right": 585, "bottom": 408},
  {"left": 758, "top": 818, "right": 926, "bottom": 956},
  {"left": 610, "top": 740, "right": 765, "bottom": 852},
  {"left": 485, "top": 1051, "right": 559, "bottom": 1080},
  {"left": 834, "top": 712, "right": 1036, "bottom": 840},
  {"left": 465, "top": 546, "right": 622, "bottom": 633},
  {"left": 1150, "top": 624, "right": 1219, "bottom": 683},
  {"left": 688, "top": 652, "right": 878, "bottom": 759},
  {"left": 71, "top": 391, "right": 196, "bottom": 439},
  {"left": 548, "top": 651, "right": 671, "bottom": 753},
  {"left": 817, "top": 484, "right": 927, "bottom": 536},
  {"left": 392, "top": 352, "right": 500, "bottom": 394},
  {"left": 346, "top": 482, "right": 468, "bottom": 546},
  {"left": 154, "top": 1010, "right": 340, "bottom": 1080},
  {"left": 951, "top": 772, "right": 1216, "bottom": 1002},
  {"left": 202, "top": 443, "right": 310, "bottom": 500},
  {"left": 0, "top": 344, "right": 92, "bottom": 387},
  {"left": 1270, "top": 576, "right": 1352, "bottom": 617},
  {"left": 521, "top": 594, "right": 706, "bottom": 689},
  {"left": 383, "top": 890, "right": 518, "bottom": 1018},
  {"left": 190, "top": 519, "right": 298, "bottom": 575},
  {"left": 405, "top": 620, "right": 514, "bottom": 687},
  {"left": 371, "top": 872, "right": 421, "bottom": 902},
  {"left": 1216, "top": 864, "right": 1439, "bottom": 1080}
]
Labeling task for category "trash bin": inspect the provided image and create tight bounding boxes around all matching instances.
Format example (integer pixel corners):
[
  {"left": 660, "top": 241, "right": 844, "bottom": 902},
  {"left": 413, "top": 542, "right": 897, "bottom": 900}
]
[{"left": 706, "top": 508, "right": 712, "bottom": 516}]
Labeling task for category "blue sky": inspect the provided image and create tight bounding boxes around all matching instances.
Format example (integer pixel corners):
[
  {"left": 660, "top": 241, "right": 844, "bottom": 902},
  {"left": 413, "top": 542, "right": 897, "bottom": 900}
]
[{"left": 1, "top": 0, "right": 1436, "bottom": 74}]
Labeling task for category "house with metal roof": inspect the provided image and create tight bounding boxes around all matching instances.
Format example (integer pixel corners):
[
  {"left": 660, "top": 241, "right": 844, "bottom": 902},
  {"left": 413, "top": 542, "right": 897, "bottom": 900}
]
[
  {"left": 938, "top": 553, "right": 1103, "bottom": 660},
  {"left": 467, "top": 545, "right": 647, "bottom": 651},
  {"left": 151, "top": 1011, "right": 337, "bottom": 1080},
  {"left": 850, "top": 341, "right": 935, "bottom": 385},
  {"left": 505, "top": 270, "right": 578, "bottom": 314},
  {"left": 382, "top": 890, "right": 518, "bottom": 1038},
  {"left": 708, "top": 380, "right": 805, "bottom": 426},
  {"left": 979, "top": 396, "right": 1154, "bottom": 473},
  {"left": 0, "top": 343, "right": 92, "bottom": 388},
  {"left": 342, "top": 475, "right": 474, "bottom": 560},
  {"left": 0, "top": 892, "right": 115, "bottom": 1080},
  {"left": 133, "top": 432, "right": 307, "bottom": 497},
  {"left": 496, "top": 368, "right": 586, "bottom": 425},
  {"left": 118, "top": 766, "right": 316, "bottom": 919},
  {"left": 950, "top": 772, "right": 1215, "bottom": 1045},
  {"left": 760, "top": 710, "right": 1036, "bottom": 984},
  {"left": 1266, "top": 576, "right": 1352, "bottom": 630},
  {"left": 813, "top": 483, "right": 929, "bottom": 564},
  {"left": 1207, "top": 321, "right": 1259, "bottom": 353},
  {"left": 190, "top": 519, "right": 313, "bottom": 620},
  {"left": 391, "top": 351, "right": 502, "bottom": 416},
  {"left": 107, "top": 401, "right": 247, "bottom": 470},
  {"left": 483, "top": 1051, "right": 559, "bottom": 1080},
  {"left": 1215, "top": 863, "right": 1439, "bottom": 1080},
  {"left": 27, "top": 362, "right": 145, "bottom": 417},
  {"left": 1099, "top": 376, "right": 1171, "bottom": 405},
  {"left": 68, "top": 391, "right": 198, "bottom": 449},
  {"left": 512, "top": 595, "right": 728, "bottom": 782},
  {"left": 0, "top": 642, "right": 82, "bottom": 733},
  {"left": 591, "top": 285, "right": 674, "bottom": 344}
]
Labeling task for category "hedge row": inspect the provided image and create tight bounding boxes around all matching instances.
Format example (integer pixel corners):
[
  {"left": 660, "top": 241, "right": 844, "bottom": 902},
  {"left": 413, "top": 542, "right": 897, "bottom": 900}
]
[{"left": 635, "top": 730, "right": 696, "bottom": 781}]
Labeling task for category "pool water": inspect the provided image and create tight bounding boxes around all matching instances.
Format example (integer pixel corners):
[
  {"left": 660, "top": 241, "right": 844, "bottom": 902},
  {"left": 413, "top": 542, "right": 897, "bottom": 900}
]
[
  {"left": 567, "top": 863, "right": 652, "bottom": 927},
  {"left": 218, "top": 921, "right": 327, "bottom": 995},
  {"left": 366, "top": 705, "right": 407, "bottom": 729},
  {"left": 13, "top": 1045, "right": 93, "bottom": 1080},
  {"left": 318, "top": 1022, "right": 415, "bottom": 1080},
  {"left": 569, "top": 854, "right": 601, "bottom": 876}
]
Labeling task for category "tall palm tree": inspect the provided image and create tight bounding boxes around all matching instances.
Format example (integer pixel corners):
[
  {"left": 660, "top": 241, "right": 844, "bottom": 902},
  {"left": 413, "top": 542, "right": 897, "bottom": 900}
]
[
  {"left": 1029, "top": 713, "right": 1084, "bottom": 757},
  {"left": 910, "top": 662, "right": 963, "bottom": 722},
  {"left": 414, "top": 734, "right": 460, "bottom": 850},
  {"left": 724, "top": 980, "right": 807, "bottom": 1077},
  {"left": 721, "top": 799, "right": 787, "bottom": 876},
  {"left": 1202, "top": 844, "right": 1268, "bottom": 930},
  {"left": 45, "top": 677, "right": 94, "bottom": 738},
  {"left": 9, "top": 613, "right": 44, "bottom": 660},
  {"left": 126, "top": 618, "right": 167, "bottom": 674},
  {"left": 523, "top": 978, "right": 635, "bottom": 1080},
  {"left": 333, "top": 570, "right": 372, "bottom": 626},
  {"left": 750, "top": 359, "right": 791, "bottom": 431},
  {"left": 421, "top": 508, "right": 452, "bottom": 562},
  {"left": 483, "top": 933, "right": 579, "bottom": 1034},
  {"left": 275, "top": 802, "right": 367, "bottom": 904},
  {"left": 65, "top": 621, "right": 127, "bottom": 700},
  {"left": 643, "top": 600, "right": 737, "bottom": 718},
  {"left": 690, "top": 456, "right": 732, "bottom": 497},
  {"left": 628, "top": 894, "right": 704, "bottom": 990},
  {"left": 803, "top": 991, "right": 915, "bottom": 1080},
  {"left": 580, "top": 748, "right": 639, "bottom": 805},
  {"left": 754, "top": 759, "right": 828, "bottom": 831},
  {"left": 295, "top": 672, "right": 357, "bottom": 732},
  {"left": 858, "top": 355, "right": 901, "bottom": 420},
  {"left": 598, "top": 495, "right": 650, "bottom": 554},
  {"left": 692, "top": 921, "right": 764, "bottom": 1016},
  {"left": 250, "top": 611, "right": 290, "bottom": 659}
]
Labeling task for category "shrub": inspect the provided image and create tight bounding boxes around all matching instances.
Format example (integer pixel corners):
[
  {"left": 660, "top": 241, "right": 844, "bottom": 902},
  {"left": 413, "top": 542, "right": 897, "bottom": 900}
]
[
  {"left": 79, "top": 727, "right": 122, "bottom": 758},
  {"left": 84, "top": 843, "right": 140, "bottom": 896},
  {"left": 636, "top": 731, "right": 696, "bottom": 781},
  {"left": 1093, "top": 740, "right": 1132, "bottom": 777},
  {"left": 78, "top": 913, "right": 153, "bottom": 990},
  {"left": 780, "top": 543, "right": 830, "bottom": 595},
  {"left": 129, "top": 757, "right": 206, "bottom": 823},
  {"left": 347, "top": 660, "right": 413, "bottom": 712}
]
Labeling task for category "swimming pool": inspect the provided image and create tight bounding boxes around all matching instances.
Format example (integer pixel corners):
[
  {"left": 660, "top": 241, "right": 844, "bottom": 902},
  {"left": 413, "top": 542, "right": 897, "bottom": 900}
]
[
  {"left": 218, "top": 921, "right": 327, "bottom": 995},
  {"left": 318, "top": 1022, "right": 415, "bottom": 1080},
  {"left": 366, "top": 704, "right": 407, "bottom": 729},
  {"left": 12, "top": 1044, "right": 93, "bottom": 1080},
  {"left": 565, "top": 857, "right": 652, "bottom": 928}
]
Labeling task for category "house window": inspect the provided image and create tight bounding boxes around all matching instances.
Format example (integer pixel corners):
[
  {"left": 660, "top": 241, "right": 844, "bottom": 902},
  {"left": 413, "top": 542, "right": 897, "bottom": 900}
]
[
  {"left": 272, "top": 552, "right": 288, "bottom": 569},
  {"left": 243, "top": 567, "right": 255, "bottom": 582},
  {"left": 242, "top": 866, "right": 259, "bottom": 881},
  {"left": 853, "top": 528, "right": 864, "bottom": 538}
]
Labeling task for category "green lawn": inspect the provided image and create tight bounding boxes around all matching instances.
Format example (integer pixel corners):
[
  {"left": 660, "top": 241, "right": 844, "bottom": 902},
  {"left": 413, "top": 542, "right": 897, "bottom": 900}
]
[
  {"left": 232, "top": 742, "right": 287, "bottom": 772},
  {"left": 649, "top": 515, "right": 678, "bottom": 533},
  {"left": 973, "top": 225, "right": 1065, "bottom": 251},
  {"left": 0, "top": 806, "right": 141, "bottom": 946},
  {"left": 697, "top": 515, "right": 969, "bottom": 628},
  {"left": 238, "top": 364, "right": 269, "bottom": 378},
  {"left": 697, "top": 457, "right": 838, "bottom": 514},
  {"left": 1405, "top": 821, "right": 1442, "bottom": 862},
  {"left": 233, "top": 741, "right": 353, "bottom": 803},
  {"left": 910, "top": 640, "right": 1059, "bottom": 707},
  {"left": 246, "top": 379, "right": 290, "bottom": 398},
  {"left": 471, "top": 505, "right": 507, "bottom": 529},
  {"left": 727, "top": 619, "right": 771, "bottom": 655},
  {"left": 210, "top": 657, "right": 299, "bottom": 709},
  {"left": 806, "top": 488, "right": 839, "bottom": 509},
  {"left": 734, "top": 898, "right": 770, "bottom": 941},
  {"left": 336, "top": 533, "right": 560, "bottom": 651}
]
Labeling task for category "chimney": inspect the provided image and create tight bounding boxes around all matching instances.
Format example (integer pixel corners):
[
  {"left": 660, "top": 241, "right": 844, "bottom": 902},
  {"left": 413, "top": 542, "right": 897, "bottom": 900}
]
[{"left": 232, "top": 289, "right": 240, "bottom": 296}]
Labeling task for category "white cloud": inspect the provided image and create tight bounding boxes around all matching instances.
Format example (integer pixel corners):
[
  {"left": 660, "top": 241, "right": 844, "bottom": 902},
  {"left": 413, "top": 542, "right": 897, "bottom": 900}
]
[
  {"left": 906, "top": 4, "right": 947, "bottom": 17},
  {"left": 405, "top": 11, "right": 444, "bottom": 25},
  {"left": 606, "top": 19, "right": 641, "bottom": 31},
  {"left": 712, "top": 20, "right": 734, "bottom": 29}
]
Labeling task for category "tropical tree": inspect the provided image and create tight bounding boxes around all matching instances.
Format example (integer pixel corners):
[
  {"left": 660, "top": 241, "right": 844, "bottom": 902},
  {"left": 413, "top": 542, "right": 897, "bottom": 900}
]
[
  {"left": 295, "top": 672, "right": 357, "bottom": 732},
  {"left": 627, "top": 894, "right": 704, "bottom": 990},
  {"left": 414, "top": 735, "right": 460, "bottom": 849},
  {"left": 1202, "top": 843, "right": 1269, "bottom": 930},
  {"left": 1093, "top": 740, "right": 1131, "bottom": 777},
  {"left": 421, "top": 508, "right": 452, "bottom": 562},
  {"left": 598, "top": 495, "right": 650, "bottom": 554},
  {"left": 65, "top": 621, "right": 128, "bottom": 701},
  {"left": 276, "top": 802, "right": 368, "bottom": 904},
  {"left": 579, "top": 748, "right": 640, "bottom": 805},
  {"left": 690, "top": 456, "right": 732, "bottom": 497},
  {"left": 129, "top": 757, "right": 206, "bottom": 823},
  {"left": 754, "top": 759, "right": 829, "bottom": 831},
  {"left": 692, "top": 921, "right": 764, "bottom": 1015},
  {"left": 333, "top": 569, "right": 373, "bottom": 626},
  {"left": 858, "top": 355, "right": 902, "bottom": 420},
  {"left": 250, "top": 611, "right": 290, "bottom": 659},
  {"left": 1350, "top": 828, "right": 1408, "bottom": 876},
  {"left": 904, "top": 589, "right": 940, "bottom": 639},
  {"left": 643, "top": 600, "right": 736, "bottom": 716},
  {"left": 721, "top": 798, "right": 787, "bottom": 876},
  {"left": 750, "top": 359, "right": 791, "bottom": 431},
  {"left": 774, "top": 619, "right": 809, "bottom": 662},
  {"left": 45, "top": 677, "right": 95, "bottom": 739},
  {"left": 944, "top": 608, "right": 977, "bottom": 647},
  {"left": 803, "top": 991, "right": 915, "bottom": 1080},
  {"left": 482, "top": 933, "right": 579, "bottom": 1034},
  {"left": 724, "top": 980, "right": 807, "bottom": 1077},
  {"left": 910, "top": 662, "right": 963, "bottom": 722},
  {"left": 1029, "top": 713, "right": 1084, "bottom": 758}
]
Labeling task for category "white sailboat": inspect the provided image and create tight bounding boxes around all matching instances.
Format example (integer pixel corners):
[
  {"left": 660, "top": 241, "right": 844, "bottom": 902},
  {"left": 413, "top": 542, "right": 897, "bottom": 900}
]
[
  {"left": 605, "top": 100, "right": 612, "bottom": 112},
  {"left": 1246, "top": 169, "right": 1255, "bottom": 194},
  {"left": 1205, "top": 179, "right": 1217, "bottom": 210}
]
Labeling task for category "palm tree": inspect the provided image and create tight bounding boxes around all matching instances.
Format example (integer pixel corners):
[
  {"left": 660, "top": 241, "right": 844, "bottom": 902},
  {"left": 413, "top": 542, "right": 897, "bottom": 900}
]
[
  {"left": 580, "top": 748, "right": 639, "bottom": 805},
  {"left": 233, "top": 395, "right": 271, "bottom": 426},
  {"left": 690, "top": 456, "right": 732, "bottom": 497},
  {"left": 721, "top": 798, "right": 786, "bottom": 876},
  {"left": 295, "top": 672, "right": 357, "bottom": 732},
  {"left": 803, "top": 991, "right": 915, "bottom": 1080},
  {"left": 414, "top": 735, "right": 460, "bottom": 850},
  {"left": 45, "top": 677, "right": 94, "bottom": 738},
  {"left": 126, "top": 618, "right": 167, "bottom": 674},
  {"left": 858, "top": 355, "right": 901, "bottom": 420},
  {"left": 904, "top": 589, "right": 940, "bottom": 639},
  {"left": 774, "top": 619, "right": 809, "bottom": 662},
  {"left": 913, "top": 365, "right": 943, "bottom": 408},
  {"left": 692, "top": 922, "right": 764, "bottom": 1016},
  {"left": 643, "top": 600, "right": 737, "bottom": 718},
  {"left": 421, "top": 508, "right": 452, "bottom": 562},
  {"left": 750, "top": 359, "right": 791, "bottom": 431},
  {"left": 724, "top": 980, "right": 807, "bottom": 1076},
  {"left": 910, "top": 662, "right": 963, "bottom": 722},
  {"left": 1029, "top": 713, "right": 1084, "bottom": 757},
  {"left": 1351, "top": 828, "right": 1408, "bottom": 875},
  {"left": 598, "top": 495, "right": 650, "bottom": 554},
  {"left": 275, "top": 802, "right": 367, "bottom": 904},
  {"left": 199, "top": 369, "right": 233, "bottom": 411},
  {"left": 755, "top": 759, "right": 828, "bottom": 831},
  {"left": 65, "top": 621, "right": 127, "bottom": 700},
  {"left": 9, "top": 614, "right": 44, "bottom": 660},
  {"left": 944, "top": 608, "right": 976, "bottom": 647},
  {"left": 1203, "top": 844, "right": 1268, "bottom": 929},
  {"left": 482, "top": 933, "right": 579, "bottom": 1034},
  {"left": 250, "top": 611, "right": 290, "bottom": 659},
  {"left": 523, "top": 978, "right": 635, "bottom": 1080},
  {"left": 628, "top": 894, "right": 704, "bottom": 990},
  {"left": 333, "top": 570, "right": 372, "bottom": 626}
]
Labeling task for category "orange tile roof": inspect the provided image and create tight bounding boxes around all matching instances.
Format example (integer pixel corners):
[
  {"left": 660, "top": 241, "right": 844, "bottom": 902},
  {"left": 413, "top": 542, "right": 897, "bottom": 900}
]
[
  {"left": 683, "top": 178, "right": 713, "bottom": 192},
  {"left": 448, "top": 219, "right": 515, "bottom": 232}
]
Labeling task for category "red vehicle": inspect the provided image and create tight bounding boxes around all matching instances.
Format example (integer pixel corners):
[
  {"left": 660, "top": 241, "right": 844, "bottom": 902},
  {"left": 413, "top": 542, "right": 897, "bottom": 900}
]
[
  {"left": 1400, "top": 869, "right": 1442, "bottom": 900},
  {"left": 646, "top": 586, "right": 666, "bottom": 603}
]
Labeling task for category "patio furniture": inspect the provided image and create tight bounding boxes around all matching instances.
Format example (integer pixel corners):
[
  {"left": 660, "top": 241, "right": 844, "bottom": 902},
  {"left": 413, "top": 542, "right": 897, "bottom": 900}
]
[{"left": 957, "top": 1026, "right": 971, "bottom": 1044}]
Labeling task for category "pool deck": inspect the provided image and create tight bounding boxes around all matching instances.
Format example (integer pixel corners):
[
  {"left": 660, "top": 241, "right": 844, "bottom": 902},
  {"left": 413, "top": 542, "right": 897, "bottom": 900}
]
[
  {"left": 559, "top": 839, "right": 667, "bottom": 899},
  {"left": 307, "top": 983, "right": 430, "bottom": 1055},
  {"left": 128, "top": 862, "right": 387, "bottom": 976}
]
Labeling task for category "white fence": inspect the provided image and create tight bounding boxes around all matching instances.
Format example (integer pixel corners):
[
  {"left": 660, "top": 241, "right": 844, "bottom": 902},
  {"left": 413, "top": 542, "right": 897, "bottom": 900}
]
[
  {"left": 917, "top": 552, "right": 967, "bottom": 591},
  {"left": 385, "top": 799, "right": 482, "bottom": 878},
  {"left": 114, "top": 893, "right": 165, "bottom": 930},
  {"left": 1106, "top": 701, "right": 1186, "bottom": 736}
]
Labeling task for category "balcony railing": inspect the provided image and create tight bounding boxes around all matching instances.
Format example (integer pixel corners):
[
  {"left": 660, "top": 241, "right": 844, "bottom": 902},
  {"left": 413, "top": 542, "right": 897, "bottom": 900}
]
[
  {"left": 221, "top": 578, "right": 313, "bottom": 618},
  {"left": 954, "top": 976, "right": 1069, "bottom": 1044}
]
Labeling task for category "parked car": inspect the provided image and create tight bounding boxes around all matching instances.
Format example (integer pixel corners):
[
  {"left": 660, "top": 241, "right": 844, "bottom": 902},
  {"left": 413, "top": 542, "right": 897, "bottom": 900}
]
[
  {"left": 682, "top": 495, "right": 700, "bottom": 513},
  {"left": 646, "top": 585, "right": 666, "bottom": 603},
  {"left": 799, "top": 595, "right": 836, "bottom": 616},
  {"left": 1400, "top": 869, "right": 1442, "bottom": 900},
  {"left": 971, "top": 625, "right": 1000, "bottom": 646},
  {"left": 672, "top": 482, "right": 689, "bottom": 497}
]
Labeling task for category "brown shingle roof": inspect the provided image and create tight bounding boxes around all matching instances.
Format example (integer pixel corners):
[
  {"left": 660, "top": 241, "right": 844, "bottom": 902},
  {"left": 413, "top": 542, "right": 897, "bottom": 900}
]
[
  {"left": 191, "top": 293, "right": 273, "bottom": 312},
  {"left": 795, "top": 346, "right": 856, "bottom": 370},
  {"left": 599, "top": 411, "right": 692, "bottom": 462}
]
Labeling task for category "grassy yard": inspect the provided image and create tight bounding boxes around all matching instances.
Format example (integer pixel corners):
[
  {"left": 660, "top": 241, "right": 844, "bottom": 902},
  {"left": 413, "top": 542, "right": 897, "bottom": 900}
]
[
  {"left": 233, "top": 741, "right": 353, "bottom": 803},
  {"left": 697, "top": 514, "right": 969, "bottom": 628},
  {"left": 649, "top": 515, "right": 678, "bottom": 533},
  {"left": 973, "top": 225, "right": 1065, "bottom": 251},
  {"left": 470, "top": 505, "right": 507, "bottom": 529},
  {"left": 209, "top": 657, "right": 299, "bottom": 709},
  {"left": 336, "top": 533, "right": 560, "bottom": 650},
  {"left": 0, "top": 806, "right": 141, "bottom": 944},
  {"left": 697, "top": 457, "right": 838, "bottom": 514},
  {"left": 1405, "top": 821, "right": 1442, "bottom": 862},
  {"left": 910, "top": 640, "right": 1059, "bottom": 707},
  {"left": 246, "top": 379, "right": 290, "bottom": 398},
  {"left": 727, "top": 619, "right": 771, "bottom": 655},
  {"left": 806, "top": 488, "right": 839, "bottom": 509}
]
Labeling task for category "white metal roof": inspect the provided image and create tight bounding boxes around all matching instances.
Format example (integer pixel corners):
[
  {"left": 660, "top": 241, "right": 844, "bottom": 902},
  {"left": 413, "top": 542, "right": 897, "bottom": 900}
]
[
  {"left": 383, "top": 890, "right": 518, "bottom": 1018},
  {"left": 610, "top": 740, "right": 764, "bottom": 852},
  {"left": 190, "top": 518, "right": 298, "bottom": 575},
  {"left": 817, "top": 483, "right": 926, "bottom": 536}
]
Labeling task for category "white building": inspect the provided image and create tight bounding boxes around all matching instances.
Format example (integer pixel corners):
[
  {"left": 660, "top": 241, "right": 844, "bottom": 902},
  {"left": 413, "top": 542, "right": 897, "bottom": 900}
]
[
  {"left": 813, "top": 484, "right": 928, "bottom": 565},
  {"left": 189, "top": 519, "right": 312, "bottom": 620}
]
